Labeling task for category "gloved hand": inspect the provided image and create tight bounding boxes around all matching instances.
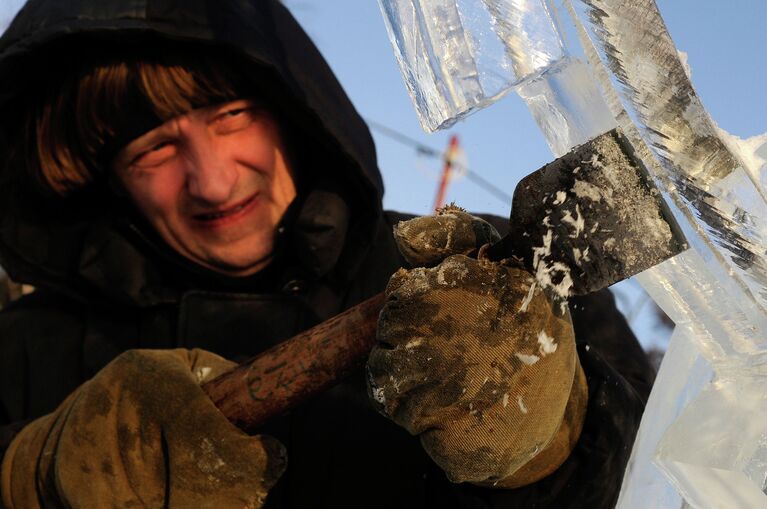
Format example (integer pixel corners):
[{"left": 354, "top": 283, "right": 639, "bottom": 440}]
[
  {"left": 367, "top": 206, "right": 588, "bottom": 488},
  {"left": 1, "top": 348, "right": 286, "bottom": 508}
]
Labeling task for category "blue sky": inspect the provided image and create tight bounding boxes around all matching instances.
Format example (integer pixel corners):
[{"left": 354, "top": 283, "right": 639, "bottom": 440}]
[{"left": 1, "top": 0, "right": 765, "bottom": 349}]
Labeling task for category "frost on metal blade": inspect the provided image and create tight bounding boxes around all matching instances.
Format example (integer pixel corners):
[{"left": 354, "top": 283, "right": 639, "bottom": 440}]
[{"left": 509, "top": 128, "right": 682, "bottom": 297}]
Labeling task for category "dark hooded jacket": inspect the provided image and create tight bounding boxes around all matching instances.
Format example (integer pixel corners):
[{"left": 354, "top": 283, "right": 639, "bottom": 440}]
[{"left": 0, "top": 1, "right": 655, "bottom": 507}]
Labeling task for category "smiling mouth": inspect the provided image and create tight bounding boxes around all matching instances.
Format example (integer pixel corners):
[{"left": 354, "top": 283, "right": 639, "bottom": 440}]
[{"left": 192, "top": 194, "right": 259, "bottom": 223}]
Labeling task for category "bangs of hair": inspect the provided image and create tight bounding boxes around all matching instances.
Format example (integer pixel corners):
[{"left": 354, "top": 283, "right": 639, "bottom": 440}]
[{"left": 27, "top": 48, "right": 248, "bottom": 196}]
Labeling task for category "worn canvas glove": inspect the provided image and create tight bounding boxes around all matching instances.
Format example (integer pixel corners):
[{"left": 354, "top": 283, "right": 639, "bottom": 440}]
[
  {"left": 367, "top": 207, "right": 588, "bottom": 488},
  {"left": 1, "top": 349, "right": 286, "bottom": 508}
]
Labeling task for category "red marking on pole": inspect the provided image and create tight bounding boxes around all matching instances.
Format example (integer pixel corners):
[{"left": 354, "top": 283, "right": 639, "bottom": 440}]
[{"left": 433, "top": 134, "right": 459, "bottom": 211}]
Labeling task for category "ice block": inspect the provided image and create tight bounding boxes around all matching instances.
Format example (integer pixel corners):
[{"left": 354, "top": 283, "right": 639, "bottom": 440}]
[{"left": 378, "top": 0, "right": 565, "bottom": 131}]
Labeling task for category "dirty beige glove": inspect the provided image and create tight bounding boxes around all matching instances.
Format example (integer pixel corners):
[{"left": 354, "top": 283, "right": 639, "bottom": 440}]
[
  {"left": 2, "top": 349, "right": 286, "bottom": 508},
  {"left": 367, "top": 206, "right": 587, "bottom": 488}
]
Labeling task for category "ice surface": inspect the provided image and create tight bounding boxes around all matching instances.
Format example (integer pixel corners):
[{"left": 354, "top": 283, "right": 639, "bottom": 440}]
[
  {"left": 516, "top": 57, "right": 616, "bottom": 157},
  {"left": 380, "top": 0, "right": 767, "bottom": 507},
  {"left": 656, "top": 374, "right": 767, "bottom": 508},
  {"left": 619, "top": 250, "right": 767, "bottom": 508},
  {"left": 378, "top": 0, "right": 565, "bottom": 131},
  {"left": 378, "top": 0, "right": 483, "bottom": 132},
  {"left": 616, "top": 325, "right": 711, "bottom": 509},
  {"left": 479, "top": 0, "right": 564, "bottom": 78}
]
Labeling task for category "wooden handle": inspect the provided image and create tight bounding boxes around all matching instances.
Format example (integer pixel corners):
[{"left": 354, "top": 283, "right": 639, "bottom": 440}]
[{"left": 202, "top": 292, "right": 386, "bottom": 432}]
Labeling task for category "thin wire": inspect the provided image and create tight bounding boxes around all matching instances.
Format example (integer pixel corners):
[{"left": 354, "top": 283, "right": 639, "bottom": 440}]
[
  {"left": 366, "top": 119, "right": 513, "bottom": 204},
  {"left": 459, "top": 165, "right": 513, "bottom": 204},
  {"left": 365, "top": 120, "right": 440, "bottom": 157}
]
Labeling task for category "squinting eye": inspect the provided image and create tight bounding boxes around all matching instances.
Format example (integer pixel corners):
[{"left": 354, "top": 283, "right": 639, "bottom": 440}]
[
  {"left": 215, "top": 105, "right": 258, "bottom": 134},
  {"left": 131, "top": 141, "right": 177, "bottom": 168}
]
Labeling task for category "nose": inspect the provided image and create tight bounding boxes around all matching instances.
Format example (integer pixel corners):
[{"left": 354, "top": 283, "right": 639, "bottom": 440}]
[{"left": 183, "top": 130, "right": 238, "bottom": 205}]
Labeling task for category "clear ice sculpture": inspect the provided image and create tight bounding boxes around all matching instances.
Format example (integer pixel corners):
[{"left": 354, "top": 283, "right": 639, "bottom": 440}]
[{"left": 378, "top": 0, "right": 767, "bottom": 507}]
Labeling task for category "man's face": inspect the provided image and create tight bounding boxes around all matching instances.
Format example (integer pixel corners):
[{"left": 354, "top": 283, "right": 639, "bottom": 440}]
[{"left": 113, "top": 100, "right": 297, "bottom": 276}]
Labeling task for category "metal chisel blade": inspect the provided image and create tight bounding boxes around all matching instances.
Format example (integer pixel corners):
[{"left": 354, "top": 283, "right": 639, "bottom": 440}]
[{"left": 490, "top": 128, "right": 687, "bottom": 297}]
